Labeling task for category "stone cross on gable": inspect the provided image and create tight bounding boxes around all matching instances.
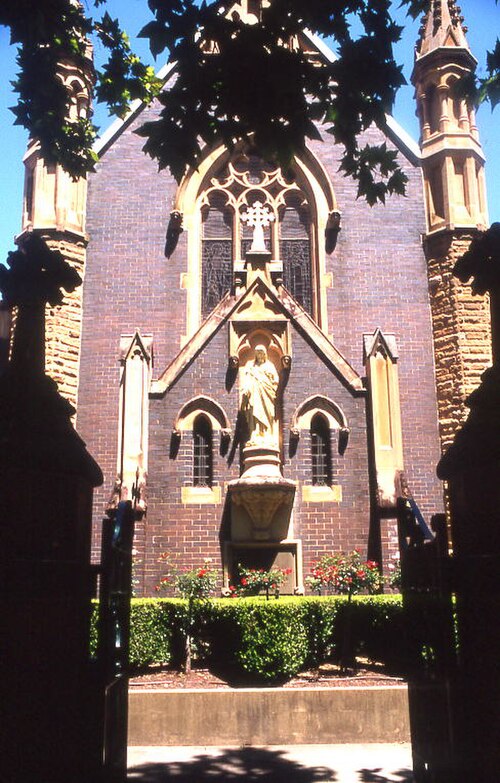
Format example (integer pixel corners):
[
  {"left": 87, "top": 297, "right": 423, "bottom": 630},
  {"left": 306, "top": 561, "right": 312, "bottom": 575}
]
[{"left": 241, "top": 201, "right": 275, "bottom": 253}]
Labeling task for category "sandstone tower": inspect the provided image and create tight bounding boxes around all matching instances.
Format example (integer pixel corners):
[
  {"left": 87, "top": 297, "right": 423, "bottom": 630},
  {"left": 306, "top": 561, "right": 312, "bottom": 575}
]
[
  {"left": 412, "top": 0, "right": 491, "bottom": 452},
  {"left": 17, "top": 38, "right": 93, "bottom": 410}
]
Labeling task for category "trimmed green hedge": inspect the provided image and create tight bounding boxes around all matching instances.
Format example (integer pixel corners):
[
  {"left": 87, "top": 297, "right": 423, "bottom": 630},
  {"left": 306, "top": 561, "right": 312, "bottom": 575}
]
[
  {"left": 93, "top": 595, "right": 408, "bottom": 681},
  {"left": 204, "top": 597, "right": 311, "bottom": 681}
]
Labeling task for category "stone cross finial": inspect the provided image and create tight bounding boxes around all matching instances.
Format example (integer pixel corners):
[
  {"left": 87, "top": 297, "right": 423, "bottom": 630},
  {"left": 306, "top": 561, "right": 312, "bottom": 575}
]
[{"left": 241, "top": 201, "right": 275, "bottom": 252}]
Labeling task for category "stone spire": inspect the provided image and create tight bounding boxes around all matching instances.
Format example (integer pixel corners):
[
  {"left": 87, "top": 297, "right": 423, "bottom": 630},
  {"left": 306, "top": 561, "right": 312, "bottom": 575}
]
[
  {"left": 412, "top": 4, "right": 492, "bottom": 455},
  {"left": 416, "top": 0, "right": 472, "bottom": 60},
  {"left": 412, "top": 0, "right": 487, "bottom": 234}
]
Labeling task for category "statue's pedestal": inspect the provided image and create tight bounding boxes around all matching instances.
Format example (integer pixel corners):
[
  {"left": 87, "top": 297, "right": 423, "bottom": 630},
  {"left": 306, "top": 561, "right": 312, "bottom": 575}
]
[
  {"left": 228, "top": 445, "right": 295, "bottom": 541},
  {"left": 241, "top": 444, "right": 281, "bottom": 477}
]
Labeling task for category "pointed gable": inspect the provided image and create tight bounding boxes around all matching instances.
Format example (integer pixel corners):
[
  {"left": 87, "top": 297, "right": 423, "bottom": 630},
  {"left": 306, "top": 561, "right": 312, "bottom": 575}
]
[{"left": 151, "top": 277, "right": 364, "bottom": 397}]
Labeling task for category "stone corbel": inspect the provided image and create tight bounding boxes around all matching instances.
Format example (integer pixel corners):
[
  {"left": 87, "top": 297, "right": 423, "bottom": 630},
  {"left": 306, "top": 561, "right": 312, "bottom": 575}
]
[
  {"left": 220, "top": 428, "right": 232, "bottom": 448},
  {"left": 288, "top": 427, "right": 300, "bottom": 458},
  {"left": 325, "top": 210, "right": 341, "bottom": 254},
  {"left": 170, "top": 428, "right": 181, "bottom": 459},
  {"left": 281, "top": 354, "right": 292, "bottom": 370},
  {"left": 233, "top": 260, "right": 246, "bottom": 292},
  {"left": 270, "top": 259, "right": 284, "bottom": 289},
  {"left": 131, "top": 467, "right": 148, "bottom": 519},
  {"left": 165, "top": 210, "right": 184, "bottom": 258},
  {"left": 338, "top": 426, "right": 350, "bottom": 455},
  {"left": 106, "top": 476, "right": 122, "bottom": 517}
]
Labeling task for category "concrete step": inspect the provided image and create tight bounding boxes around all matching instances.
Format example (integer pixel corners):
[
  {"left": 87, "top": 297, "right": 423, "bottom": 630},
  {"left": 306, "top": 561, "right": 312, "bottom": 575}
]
[{"left": 128, "top": 686, "right": 410, "bottom": 746}]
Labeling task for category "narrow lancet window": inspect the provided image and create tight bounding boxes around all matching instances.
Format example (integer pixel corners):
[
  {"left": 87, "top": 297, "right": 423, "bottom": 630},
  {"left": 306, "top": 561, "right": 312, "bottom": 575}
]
[
  {"left": 311, "top": 413, "right": 332, "bottom": 486},
  {"left": 193, "top": 414, "right": 213, "bottom": 487}
]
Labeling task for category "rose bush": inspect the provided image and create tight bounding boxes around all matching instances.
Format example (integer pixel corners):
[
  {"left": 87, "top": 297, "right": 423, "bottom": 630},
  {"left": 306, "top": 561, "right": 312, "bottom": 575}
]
[
  {"left": 306, "top": 551, "right": 383, "bottom": 597},
  {"left": 231, "top": 565, "right": 293, "bottom": 599}
]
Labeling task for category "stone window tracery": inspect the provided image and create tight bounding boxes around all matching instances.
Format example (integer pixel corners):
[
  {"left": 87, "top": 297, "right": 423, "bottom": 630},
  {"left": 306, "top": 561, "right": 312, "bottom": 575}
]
[{"left": 199, "top": 152, "right": 313, "bottom": 317}]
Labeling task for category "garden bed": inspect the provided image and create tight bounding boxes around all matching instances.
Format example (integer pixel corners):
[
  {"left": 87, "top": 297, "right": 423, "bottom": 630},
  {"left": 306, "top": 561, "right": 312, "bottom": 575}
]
[{"left": 129, "top": 659, "right": 406, "bottom": 690}]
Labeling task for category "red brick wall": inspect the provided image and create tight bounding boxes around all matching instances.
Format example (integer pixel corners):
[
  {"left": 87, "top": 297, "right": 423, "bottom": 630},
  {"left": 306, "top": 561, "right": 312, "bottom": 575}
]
[
  {"left": 78, "top": 104, "right": 444, "bottom": 592},
  {"left": 309, "top": 127, "right": 444, "bottom": 523}
]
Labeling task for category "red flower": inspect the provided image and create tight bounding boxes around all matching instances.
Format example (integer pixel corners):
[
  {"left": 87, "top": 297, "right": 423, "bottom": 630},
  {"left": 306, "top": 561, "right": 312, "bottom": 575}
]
[{"left": 241, "top": 577, "right": 248, "bottom": 586}]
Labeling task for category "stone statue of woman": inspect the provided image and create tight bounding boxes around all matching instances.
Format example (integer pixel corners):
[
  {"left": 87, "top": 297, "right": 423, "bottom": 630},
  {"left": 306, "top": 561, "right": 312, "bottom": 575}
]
[{"left": 241, "top": 345, "right": 279, "bottom": 447}]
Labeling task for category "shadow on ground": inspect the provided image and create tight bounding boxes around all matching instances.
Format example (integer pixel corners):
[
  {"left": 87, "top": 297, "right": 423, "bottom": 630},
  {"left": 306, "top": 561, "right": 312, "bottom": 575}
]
[
  {"left": 128, "top": 747, "right": 332, "bottom": 782},
  {"left": 128, "top": 746, "right": 413, "bottom": 782},
  {"left": 358, "top": 769, "right": 413, "bottom": 782}
]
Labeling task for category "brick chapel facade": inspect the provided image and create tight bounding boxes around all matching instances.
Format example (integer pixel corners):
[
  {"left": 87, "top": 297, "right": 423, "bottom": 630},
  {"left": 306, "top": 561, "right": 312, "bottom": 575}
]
[{"left": 15, "top": 1, "right": 491, "bottom": 594}]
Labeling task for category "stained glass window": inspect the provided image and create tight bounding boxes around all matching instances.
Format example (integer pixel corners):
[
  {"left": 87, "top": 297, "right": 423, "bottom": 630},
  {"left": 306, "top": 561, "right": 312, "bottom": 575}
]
[
  {"left": 201, "top": 193, "right": 233, "bottom": 317},
  {"left": 280, "top": 197, "right": 312, "bottom": 314}
]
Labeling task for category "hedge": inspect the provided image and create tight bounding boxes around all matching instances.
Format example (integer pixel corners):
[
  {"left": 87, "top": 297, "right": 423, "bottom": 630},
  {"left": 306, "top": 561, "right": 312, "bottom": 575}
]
[{"left": 92, "top": 595, "right": 409, "bottom": 681}]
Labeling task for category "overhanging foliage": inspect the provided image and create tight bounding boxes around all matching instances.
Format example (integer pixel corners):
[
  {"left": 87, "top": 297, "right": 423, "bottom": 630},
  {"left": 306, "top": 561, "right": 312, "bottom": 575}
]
[{"left": 1, "top": 1, "right": 498, "bottom": 201}]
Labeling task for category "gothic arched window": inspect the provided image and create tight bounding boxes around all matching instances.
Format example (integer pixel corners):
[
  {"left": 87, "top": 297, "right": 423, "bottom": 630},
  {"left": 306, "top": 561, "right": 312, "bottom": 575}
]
[
  {"left": 193, "top": 414, "right": 213, "bottom": 487},
  {"left": 310, "top": 413, "right": 332, "bottom": 486},
  {"left": 280, "top": 194, "right": 312, "bottom": 313},
  {"left": 201, "top": 193, "right": 233, "bottom": 318},
  {"left": 199, "top": 152, "right": 313, "bottom": 317}
]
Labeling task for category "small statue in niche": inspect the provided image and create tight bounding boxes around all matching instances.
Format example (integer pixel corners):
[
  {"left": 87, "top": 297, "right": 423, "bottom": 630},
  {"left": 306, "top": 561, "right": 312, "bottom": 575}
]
[{"left": 240, "top": 344, "right": 279, "bottom": 447}]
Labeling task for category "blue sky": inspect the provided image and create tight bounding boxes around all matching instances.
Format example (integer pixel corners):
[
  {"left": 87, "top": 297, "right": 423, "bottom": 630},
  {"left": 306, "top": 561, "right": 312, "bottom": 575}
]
[{"left": 0, "top": 0, "right": 498, "bottom": 262}]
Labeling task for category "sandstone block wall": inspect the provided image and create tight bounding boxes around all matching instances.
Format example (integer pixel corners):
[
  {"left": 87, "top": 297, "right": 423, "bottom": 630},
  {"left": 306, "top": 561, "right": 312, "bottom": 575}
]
[
  {"left": 426, "top": 230, "right": 492, "bottom": 452},
  {"left": 44, "top": 235, "right": 87, "bottom": 411}
]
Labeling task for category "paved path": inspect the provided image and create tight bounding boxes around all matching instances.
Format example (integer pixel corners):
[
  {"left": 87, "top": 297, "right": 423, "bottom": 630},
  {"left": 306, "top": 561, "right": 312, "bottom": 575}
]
[{"left": 128, "top": 743, "right": 414, "bottom": 782}]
